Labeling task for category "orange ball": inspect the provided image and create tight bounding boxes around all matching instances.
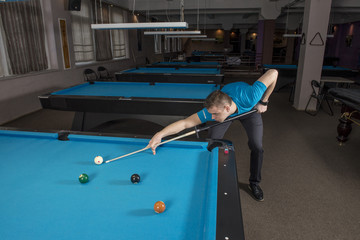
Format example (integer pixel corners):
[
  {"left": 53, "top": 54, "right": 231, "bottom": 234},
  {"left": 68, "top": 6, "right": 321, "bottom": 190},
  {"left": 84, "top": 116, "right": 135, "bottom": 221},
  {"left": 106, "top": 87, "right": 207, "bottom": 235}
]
[{"left": 154, "top": 201, "right": 166, "bottom": 213}]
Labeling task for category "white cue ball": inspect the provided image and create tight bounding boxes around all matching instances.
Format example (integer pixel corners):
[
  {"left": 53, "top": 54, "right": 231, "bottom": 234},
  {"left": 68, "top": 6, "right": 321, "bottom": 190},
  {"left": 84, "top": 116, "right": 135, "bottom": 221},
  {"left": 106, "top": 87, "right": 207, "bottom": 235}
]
[{"left": 94, "top": 156, "right": 103, "bottom": 165}]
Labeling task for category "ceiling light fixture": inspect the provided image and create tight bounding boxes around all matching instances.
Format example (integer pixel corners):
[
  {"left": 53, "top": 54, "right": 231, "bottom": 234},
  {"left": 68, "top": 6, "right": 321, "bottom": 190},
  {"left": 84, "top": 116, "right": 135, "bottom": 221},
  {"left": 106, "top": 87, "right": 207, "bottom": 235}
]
[
  {"left": 191, "top": 38, "right": 217, "bottom": 41},
  {"left": 144, "top": 30, "right": 201, "bottom": 35},
  {"left": 91, "top": 22, "right": 188, "bottom": 30},
  {"left": 283, "top": 34, "right": 334, "bottom": 38},
  {"left": 165, "top": 35, "right": 207, "bottom": 38}
]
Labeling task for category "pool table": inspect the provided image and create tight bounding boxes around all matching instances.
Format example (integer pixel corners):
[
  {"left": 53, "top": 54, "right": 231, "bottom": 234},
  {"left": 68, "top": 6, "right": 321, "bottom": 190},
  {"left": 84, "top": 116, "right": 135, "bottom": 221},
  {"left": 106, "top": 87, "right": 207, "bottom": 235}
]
[
  {"left": 0, "top": 129, "right": 245, "bottom": 240},
  {"left": 263, "top": 64, "right": 358, "bottom": 91},
  {"left": 147, "top": 61, "right": 222, "bottom": 69},
  {"left": 263, "top": 64, "right": 357, "bottom": 77},
  {"left": 328, "top": 88, "right": 360, "bottom": 144},
  {"left": 191, "top": 51, "right": 227, "bottom": 62},
  {"left": 115, "top": 67, "right": 224, "bottom": 84},
  {"left": 39, "top": 81, "right": 220, "bottom": 131}
]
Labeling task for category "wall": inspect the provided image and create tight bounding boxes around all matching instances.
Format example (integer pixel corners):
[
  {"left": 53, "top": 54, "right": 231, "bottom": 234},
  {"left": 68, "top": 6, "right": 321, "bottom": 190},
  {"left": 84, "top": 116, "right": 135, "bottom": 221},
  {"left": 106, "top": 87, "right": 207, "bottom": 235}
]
[
  {"left": 183, "top": 29, "right": 231, "bottom": 55},
  {"left": 0, "top": 0, "right": 156, "bottom": 124},
  {"left": 256, "top": 20, "right": 264, "bottom": 65},
  {"left": 325, "top": 21, "right": 360, "bottom": 69}
]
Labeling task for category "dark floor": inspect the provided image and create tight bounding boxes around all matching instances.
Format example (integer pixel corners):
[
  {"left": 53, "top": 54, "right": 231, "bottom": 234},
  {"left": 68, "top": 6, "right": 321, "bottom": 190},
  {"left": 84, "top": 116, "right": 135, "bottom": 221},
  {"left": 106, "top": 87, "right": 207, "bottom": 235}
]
[{"left": 2, "top": 78, "right": 360, "bottom": 240}]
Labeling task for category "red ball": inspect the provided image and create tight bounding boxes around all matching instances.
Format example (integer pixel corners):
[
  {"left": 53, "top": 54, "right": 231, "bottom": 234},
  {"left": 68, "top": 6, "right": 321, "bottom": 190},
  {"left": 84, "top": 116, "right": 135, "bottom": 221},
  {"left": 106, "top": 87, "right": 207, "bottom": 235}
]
[{"left": 154, "top": 201, "right": 166, "bottom": 213}]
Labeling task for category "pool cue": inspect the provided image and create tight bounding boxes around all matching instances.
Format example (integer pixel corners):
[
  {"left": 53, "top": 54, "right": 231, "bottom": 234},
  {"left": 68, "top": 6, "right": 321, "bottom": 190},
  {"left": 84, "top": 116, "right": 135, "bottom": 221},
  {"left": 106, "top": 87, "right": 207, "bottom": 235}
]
[
  {"left": 196, "top": 109, "right": 258, "bottom": 132},
  {"left": 105, "top": 131, "right": 196, "bottom": 163},
  {"left": 105, "top": 109, "right": 258, "bottom": 163}
]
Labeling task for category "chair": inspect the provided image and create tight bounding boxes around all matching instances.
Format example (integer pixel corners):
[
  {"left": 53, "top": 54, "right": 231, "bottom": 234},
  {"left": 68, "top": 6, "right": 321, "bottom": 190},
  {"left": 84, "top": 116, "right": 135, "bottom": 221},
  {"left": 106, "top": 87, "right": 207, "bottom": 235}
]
[
  {"left": 97, "top": 66, "right": 114, "bottom": 81},
  {"left": 305, "top": 80, "right": 333, "bottom": 116},
  {"left": 83, "top": 69, "right": 99, "bottom": 82}
]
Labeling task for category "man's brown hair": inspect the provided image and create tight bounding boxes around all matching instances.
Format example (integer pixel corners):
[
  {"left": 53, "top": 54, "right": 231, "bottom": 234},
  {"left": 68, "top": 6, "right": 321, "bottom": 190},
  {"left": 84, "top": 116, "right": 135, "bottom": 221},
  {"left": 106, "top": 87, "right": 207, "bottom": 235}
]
[{"left": 204, "top": 90, "right": 232, "bottom": 109}]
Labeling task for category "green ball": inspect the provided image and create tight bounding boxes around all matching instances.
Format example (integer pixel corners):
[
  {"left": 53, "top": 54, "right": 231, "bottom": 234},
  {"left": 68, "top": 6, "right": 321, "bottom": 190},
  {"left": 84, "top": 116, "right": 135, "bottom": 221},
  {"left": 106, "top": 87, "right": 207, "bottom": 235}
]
[{"left": 79, "top": 173, "right": 89, "bottom": 183}]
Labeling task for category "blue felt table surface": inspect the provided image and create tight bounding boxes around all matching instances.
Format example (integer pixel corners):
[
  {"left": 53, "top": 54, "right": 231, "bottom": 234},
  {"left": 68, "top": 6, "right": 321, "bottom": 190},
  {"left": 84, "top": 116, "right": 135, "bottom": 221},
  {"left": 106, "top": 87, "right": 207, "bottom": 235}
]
[
  {"left": 154, "top": 61, "right": 220, "bottom": 65},
  {"left": 263, "top": 64, "right": 351, "bottom": 70},
  {"left": 52, "top": 82, "right": 220, "bottom": 99},
  {"left": 0, "top": 130, "right": 218, "bottom": 240},
  {"left": 123, "top": 67, "right": 221, "bottom": 74}
]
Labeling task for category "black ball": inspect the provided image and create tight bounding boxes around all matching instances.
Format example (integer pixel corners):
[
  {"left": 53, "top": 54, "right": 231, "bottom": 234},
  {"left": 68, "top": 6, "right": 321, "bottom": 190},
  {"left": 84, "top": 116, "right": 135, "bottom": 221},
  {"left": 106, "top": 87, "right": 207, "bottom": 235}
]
[{"left": 130, "top": 174, "right": 140, "bottom": 184}]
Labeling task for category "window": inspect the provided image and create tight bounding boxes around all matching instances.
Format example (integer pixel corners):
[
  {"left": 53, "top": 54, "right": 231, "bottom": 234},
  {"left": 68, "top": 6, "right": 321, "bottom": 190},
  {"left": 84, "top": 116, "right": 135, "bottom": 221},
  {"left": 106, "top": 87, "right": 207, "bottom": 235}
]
[
  {"left": 0, "top": 16, "right": 9, "bottom": 77},
  {"left": 71, "top": 1, "right": 128, "bottom": 63},
  {"left": 177, "top": 38, "right": 182, "bottom": 52},
  {"left": 154, "top": 35, "right": 162, "bottom": 54},
  {"left": 164, "top": 37, "right": 170, "bottom": 53},
  {"left": 172, "top": 38, "right": 178, "bottom": 52},
  {"left": 110, "top": 7, "right": 127, "bottom": 58},
  {"left": 0, "top": 0, "right": 48, "bottom": 77},
  {"left": 70, "top": 0, "right": 94, "bottom": 63}
]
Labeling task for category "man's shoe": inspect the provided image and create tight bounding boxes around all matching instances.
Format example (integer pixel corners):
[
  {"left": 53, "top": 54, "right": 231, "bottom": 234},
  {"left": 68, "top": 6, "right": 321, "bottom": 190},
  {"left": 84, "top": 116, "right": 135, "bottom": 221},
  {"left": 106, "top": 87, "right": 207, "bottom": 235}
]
[{"left": 248, "top": 184, "right": 264, "bottom": 202}]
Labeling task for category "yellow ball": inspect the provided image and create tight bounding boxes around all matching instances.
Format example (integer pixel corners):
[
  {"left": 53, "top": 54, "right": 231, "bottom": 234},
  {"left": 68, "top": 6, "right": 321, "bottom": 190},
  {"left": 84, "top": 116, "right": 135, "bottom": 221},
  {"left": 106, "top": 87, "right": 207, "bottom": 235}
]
[{"left": 94, "top": 156, "right": 103, "bottom": 165}]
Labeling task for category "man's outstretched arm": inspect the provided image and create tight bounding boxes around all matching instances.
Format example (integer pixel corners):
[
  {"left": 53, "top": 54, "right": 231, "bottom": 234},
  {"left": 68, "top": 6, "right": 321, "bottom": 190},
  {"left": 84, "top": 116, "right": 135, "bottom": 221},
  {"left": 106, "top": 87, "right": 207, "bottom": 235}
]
[{"left": 147, "top": 113, "right": 202, "bottom": 154}]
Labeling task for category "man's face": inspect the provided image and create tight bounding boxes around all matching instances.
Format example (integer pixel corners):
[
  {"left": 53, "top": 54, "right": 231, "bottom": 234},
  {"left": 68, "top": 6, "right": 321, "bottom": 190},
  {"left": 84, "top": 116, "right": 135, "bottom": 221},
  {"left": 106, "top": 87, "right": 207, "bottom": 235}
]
[{"left": 207, "top": 104, "right": 231, "bottom": 122}]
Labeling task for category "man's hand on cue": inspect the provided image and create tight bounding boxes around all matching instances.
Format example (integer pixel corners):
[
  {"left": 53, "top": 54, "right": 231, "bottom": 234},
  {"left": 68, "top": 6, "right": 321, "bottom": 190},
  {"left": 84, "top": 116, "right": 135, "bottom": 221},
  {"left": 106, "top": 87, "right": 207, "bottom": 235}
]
[
  {"left": 255, "top": 103, "right": 268, "bottom": 113},
  {"left": 147, "top": 133, "right": 163, "bottom": 155}
]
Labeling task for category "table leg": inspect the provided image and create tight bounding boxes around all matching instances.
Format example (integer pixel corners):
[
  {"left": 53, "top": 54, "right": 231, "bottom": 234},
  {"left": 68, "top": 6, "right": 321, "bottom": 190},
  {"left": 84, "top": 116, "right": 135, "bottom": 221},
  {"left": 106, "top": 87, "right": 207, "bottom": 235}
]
[
  {"left": 336, "top": 116, "right": 352, "bottom": 145},
  {"left": 72, "top": 112, "right": 86, "bottom": 131}
]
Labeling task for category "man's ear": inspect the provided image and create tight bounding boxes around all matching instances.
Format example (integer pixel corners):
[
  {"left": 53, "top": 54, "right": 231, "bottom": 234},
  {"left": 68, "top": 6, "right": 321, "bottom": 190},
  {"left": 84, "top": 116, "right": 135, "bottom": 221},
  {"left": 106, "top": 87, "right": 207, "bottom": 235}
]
[{"left": 224, "top": 104, "right": 231, "bottom": 112}]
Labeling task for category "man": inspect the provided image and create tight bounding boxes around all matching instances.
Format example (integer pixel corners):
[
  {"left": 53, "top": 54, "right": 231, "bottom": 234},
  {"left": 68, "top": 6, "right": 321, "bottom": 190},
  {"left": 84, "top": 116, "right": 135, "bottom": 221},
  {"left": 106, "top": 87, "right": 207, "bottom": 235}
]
[{"left": 147, "top": 69, "right": 278, "bottom": 201}]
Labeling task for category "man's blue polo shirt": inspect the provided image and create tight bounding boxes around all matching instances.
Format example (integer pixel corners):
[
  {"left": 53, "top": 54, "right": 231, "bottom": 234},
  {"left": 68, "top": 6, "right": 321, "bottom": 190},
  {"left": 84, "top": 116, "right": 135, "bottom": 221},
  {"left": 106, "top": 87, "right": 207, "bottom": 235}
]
[{"left": 197, "top": 81, "right": 267, "bottom": 123}]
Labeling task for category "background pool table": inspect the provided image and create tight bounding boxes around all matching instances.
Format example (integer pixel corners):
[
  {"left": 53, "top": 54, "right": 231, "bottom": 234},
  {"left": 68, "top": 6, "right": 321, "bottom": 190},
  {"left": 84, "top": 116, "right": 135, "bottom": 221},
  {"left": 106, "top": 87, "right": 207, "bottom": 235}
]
[
  {"left": 190, "top": 51, "right": 227, "bottom": 62},
  {"left": 39, "top": 81, "right": 220, "bottom": 131},
  {"left": 263, "top": 64, "right": 357, "bottom": 77},
  {"left": 115, "top": 67, "right": 224, "bottom": 84},
  {"left": 263, "top": 64, "right": 358, "bottom": 91},
  {"left": 328, "top": 88, "right": 360, "bottom": 144},
  {"left": 0, "top": 129, "right": 245, "bottom": 240},
  {"left": 147, "top": 61, "right": 222, "bottom": 69}
]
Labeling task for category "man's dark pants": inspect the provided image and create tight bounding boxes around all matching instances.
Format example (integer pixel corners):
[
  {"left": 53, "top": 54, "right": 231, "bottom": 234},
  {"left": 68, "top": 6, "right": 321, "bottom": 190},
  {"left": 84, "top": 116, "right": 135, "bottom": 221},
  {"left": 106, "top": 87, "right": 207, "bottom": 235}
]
[{"left": 207, "top": 112, "right": 264, "bottom": 185}]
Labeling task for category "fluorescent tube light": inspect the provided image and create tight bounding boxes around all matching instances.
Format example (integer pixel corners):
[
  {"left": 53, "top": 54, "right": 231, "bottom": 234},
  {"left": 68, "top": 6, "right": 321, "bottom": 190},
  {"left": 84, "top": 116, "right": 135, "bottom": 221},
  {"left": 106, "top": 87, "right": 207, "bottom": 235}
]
[
  {"left": 91, "top": 22, "right": 188, "bottom": 30},
  {"left": 283, "top": 34, "right": 334, "bottom": 38},
  {"left": 191, "top": 38, "right": 217, "bottom": 41},
  {"left": 282, "top": 34, "right": 302, "bottom": 37},
  {"left": 144, "top": 30, "right": 201, "bottom": 35},
  {"left": 165, "top": 35, "right": 207, "bottom": 38}
]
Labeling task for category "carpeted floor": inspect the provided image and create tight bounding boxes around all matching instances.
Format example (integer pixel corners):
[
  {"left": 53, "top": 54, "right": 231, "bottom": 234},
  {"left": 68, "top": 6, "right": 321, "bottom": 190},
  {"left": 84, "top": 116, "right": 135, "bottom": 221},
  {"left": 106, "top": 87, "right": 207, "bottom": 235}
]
[
  {"left": 230, "top": 91, "right": 360, "bottom": 240},
  {"left": 2, "top": 84, "right": 359, "bottom": 240}
]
